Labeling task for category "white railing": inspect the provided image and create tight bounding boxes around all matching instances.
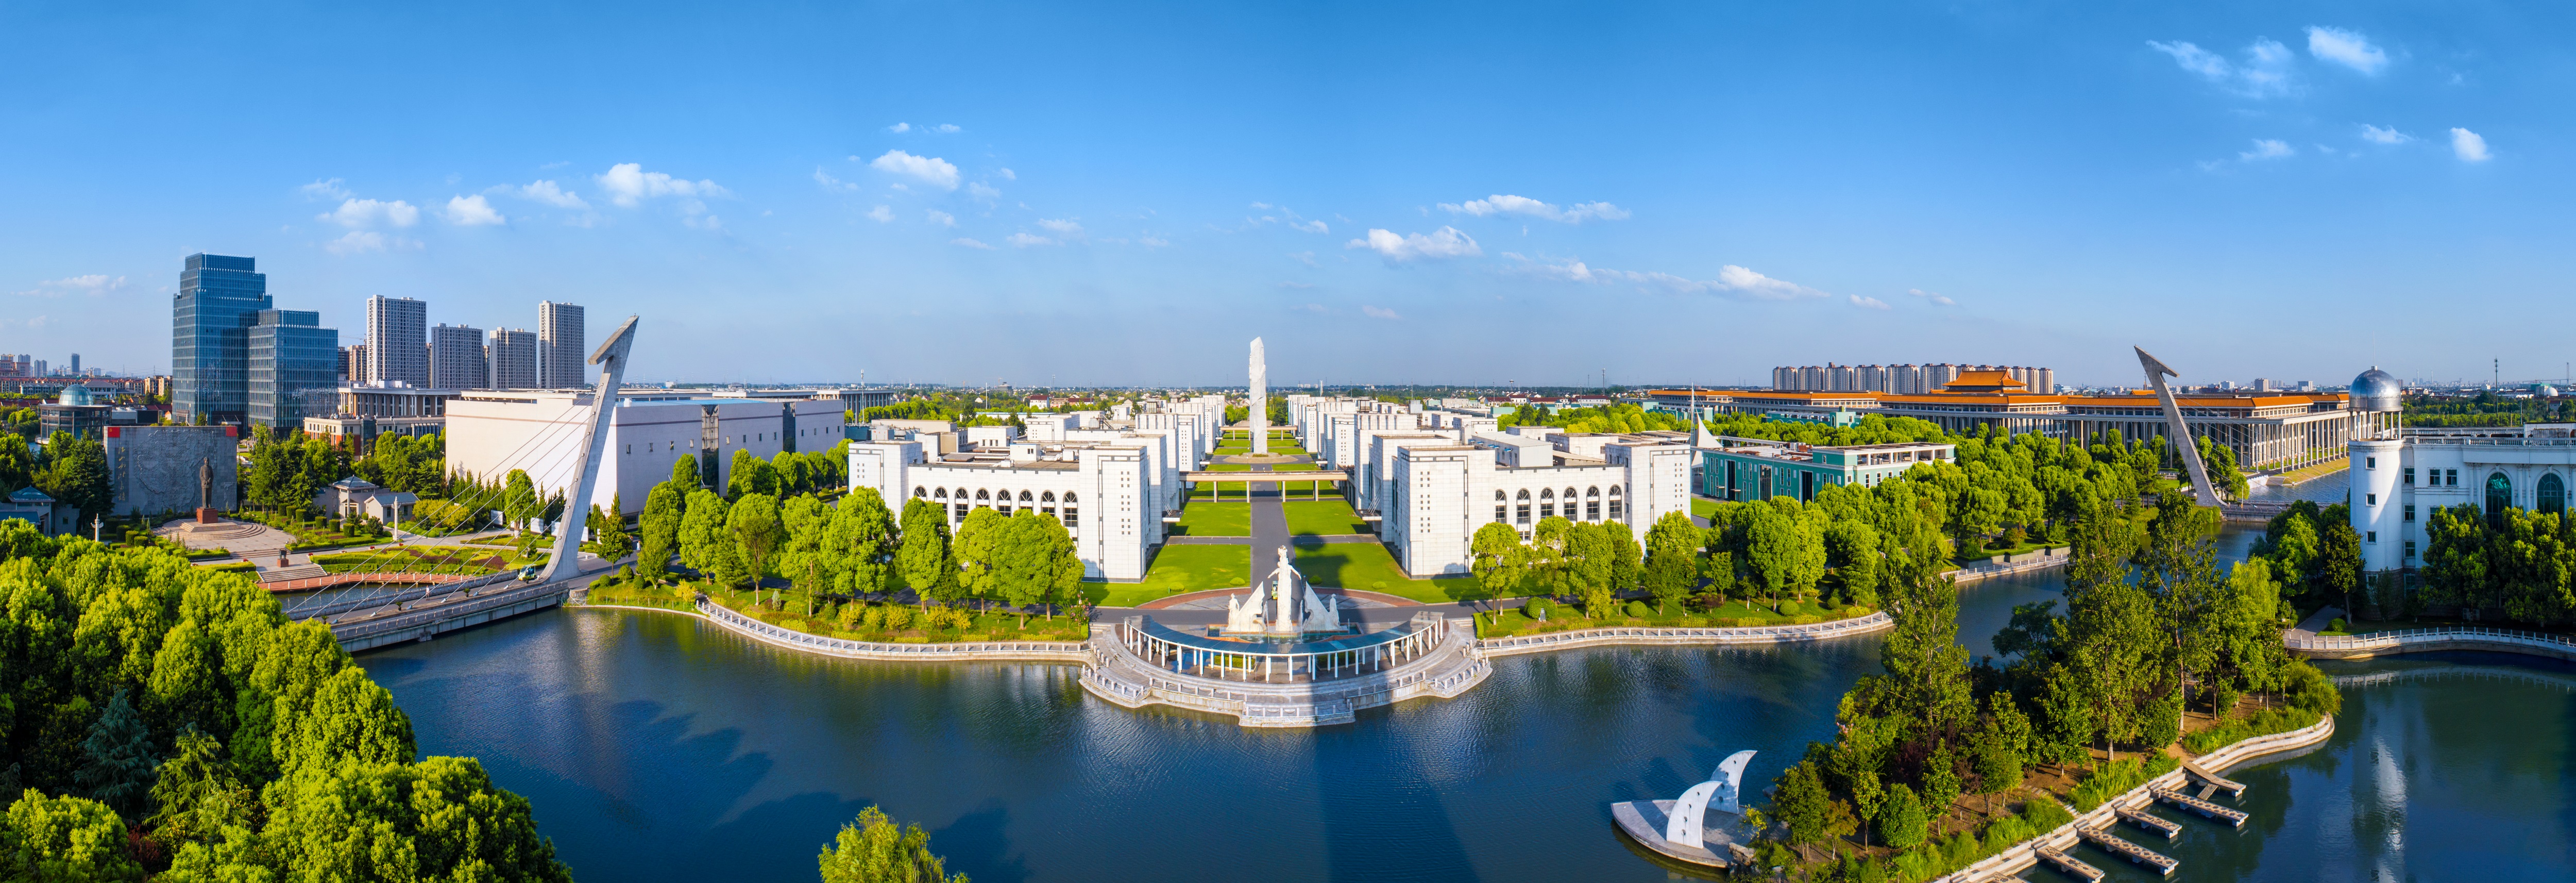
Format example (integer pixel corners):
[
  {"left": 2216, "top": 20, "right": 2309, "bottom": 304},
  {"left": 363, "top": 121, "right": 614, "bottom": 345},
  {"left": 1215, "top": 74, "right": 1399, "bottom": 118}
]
[
  {"left": 693, "top": 596, "right": 1091, "bottom": 659},
  {"left": 2286, "top": 625, "right": 2576, "bottom": 654},
  {"left": 1477, "top": 612, "right": 1892, "bottom": 656}
]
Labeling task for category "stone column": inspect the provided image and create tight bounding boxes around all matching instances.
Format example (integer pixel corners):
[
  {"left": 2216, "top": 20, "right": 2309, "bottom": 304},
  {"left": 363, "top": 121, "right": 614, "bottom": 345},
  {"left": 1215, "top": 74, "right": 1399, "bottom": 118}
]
[{"left": 1249, "top": 338, "right": 1268, "bottom": 455}]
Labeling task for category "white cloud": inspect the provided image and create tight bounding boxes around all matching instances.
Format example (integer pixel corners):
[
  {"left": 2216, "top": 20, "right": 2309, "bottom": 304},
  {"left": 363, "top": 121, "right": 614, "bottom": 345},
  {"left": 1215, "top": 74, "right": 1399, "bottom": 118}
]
[
  {"left": 2148, "top": 38, "right": 2297, "bottom": 98},
  {"left": 1138, "top": 236, "right": 1170, "bottom": 247},
  {"left": 1361, "top": 306, "right": 1403, "bottom": 320},
  {"left": 926, "top": 209, "right": 955, "bottom": 227},
  {"left": 950, "top": 237, "right": 995, "bottom": 249},
  {"left": 813, "top": 168, "right": 860, "bottom": 192},
  {"left": 1849, "top": 295, "right": 1891, "bottom": 310},
  {"left": 298, "top": 178, "right": 350, "bottom": 201},
  {"left": 595, "top": 163, "right": 726, "bottom": 210},
  {"left": 932, "top": 123, "right": 960, "bottom": 134},
  {"left": 1290, "top": 219, "right": 1329, "bottom": 234},
  {"left": 998, "top": 168, "right": 1016, "bottom": 180},
  {"left": 2451, "top": 127, "right": 2490, "bottom": 162},
  {"left": 1289, "top": 251, "right": 1317, "bottom": 266},
  {"left": 318, "top": 198, "right": 420, "bottom": 228},
  {"left": 1347, "top": 226, "right": 1481, "bottom": 261},
  {"left": 15, "top": 274, "right": 127, "bottom": 298},
  {"left": 516, "top": 180, "right": 589, "bottom": 209},
  {"left": 1506, "top": 253, "right": 1827, "bottom": 300},
  {"left": 2307, "top": 26, "right": 2388, "bottom": 75},
  {"left": 1007, "top": 232, "right": 1055, "bottom": 247},
  {"left": 2359, "top": 124, "right": 2411, "bottom": 145},
  {"left": 327, "top": 231, "right": 389, "bottom": 254},
  {"left": 1906, "top": 288, "right": 1956, "bottom": 306},
  {"left": 888, "top": 122, "right": 911, "bottom": 133},
  {"left": 966, "top": 182, "right": 1002, "bottom": 203},
  {"left": 2241, "top": 139, "right": 2295, "bottom": 161},
  {"left": 868, "top": 150, "right": 960, "bottom": 190},
  {"left": 1437, "top": 194, "right": 1630, "bottom": 223},
  {"left": 1037, "top": 218, "right": 1083, "bottom": 237},
  {"left": 443, "top": 194, "right": 505, "bottom": 226},
  {"left": 866, "top": 205, "right": 895, "bottom": 223}
]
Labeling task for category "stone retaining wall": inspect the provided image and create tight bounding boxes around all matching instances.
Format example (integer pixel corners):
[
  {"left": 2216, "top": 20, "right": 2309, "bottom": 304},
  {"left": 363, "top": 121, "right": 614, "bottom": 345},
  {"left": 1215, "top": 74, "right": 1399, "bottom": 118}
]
[{"left": 687, "top": 596, "right": 1093, "bottom": 662}]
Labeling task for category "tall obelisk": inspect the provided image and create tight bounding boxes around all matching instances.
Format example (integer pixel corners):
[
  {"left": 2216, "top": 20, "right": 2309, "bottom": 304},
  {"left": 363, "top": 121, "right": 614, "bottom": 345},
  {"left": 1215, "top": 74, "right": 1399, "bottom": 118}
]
[{"left": 1249, "top": 337, "right": 1269, "bottom": 455}]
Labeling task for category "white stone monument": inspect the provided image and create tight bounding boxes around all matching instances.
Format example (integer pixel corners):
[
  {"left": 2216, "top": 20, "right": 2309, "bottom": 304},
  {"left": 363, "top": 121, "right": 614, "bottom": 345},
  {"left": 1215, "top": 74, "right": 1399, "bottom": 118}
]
[
  {"left": 1609, "top": 749, "right": 1759, "bottom": 869},
  {"left": 1223, "top": 546, "right": 1341, "bottom": 638},
  {"left": 1249, "top": 337, "right": 1268, "bottom": 455}
]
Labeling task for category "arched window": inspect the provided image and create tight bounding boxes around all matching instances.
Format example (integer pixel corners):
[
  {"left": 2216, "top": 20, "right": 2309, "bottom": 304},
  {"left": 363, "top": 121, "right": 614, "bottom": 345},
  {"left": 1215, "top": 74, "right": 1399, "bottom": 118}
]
[
  {"left": 1607, "top": 484, "right": 1624, "bottom": 522},
  {"left": 915, "top": 487, "right": 928, "bottom": 498},
  {"left": 1042, "top": 491, "right": 1056, "bottom": 502},
  {"left": 976, "top": 489, "right": 990, "bottom": 501},
  {"left": 1062, "top": 491, "right": 1079, "bottom": 528},
  {"left": 1538, "top": 487, "right": 1555, "bottom": 520},
  {"left": 1516, "top": 489, "right": 1532, "bottom": 524},
  {"left": 1586, "top": 486, "right": 1601, "bottom": 521},
  {"left": 1020, "top": 490, "right": 1034, "bottom": 502},
  {"left": 1495, "top": 489, "right": 1507, "bottom": 523},
  {"left": 2487, "top": 472, "right": 2513, "bottom": 525},
  {"left": 2543, "top": 473, "right": 2566, "bottom": 517},
  {"left": 934, "top": 488, "right": 947, "bottom": 499}
]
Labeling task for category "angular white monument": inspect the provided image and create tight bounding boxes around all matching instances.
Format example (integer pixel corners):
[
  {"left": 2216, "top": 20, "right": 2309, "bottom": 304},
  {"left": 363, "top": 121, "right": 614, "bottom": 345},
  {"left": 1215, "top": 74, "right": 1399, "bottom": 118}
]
[
  {"left": 1222, "top": 546, "right": 1342, "bottom": 639},
  {"left": 1249, "top": 337, "right": 1269, "bottom": 455},
  {"left": 1611, "top": 749, "right": 1758, "bottom": 869}
]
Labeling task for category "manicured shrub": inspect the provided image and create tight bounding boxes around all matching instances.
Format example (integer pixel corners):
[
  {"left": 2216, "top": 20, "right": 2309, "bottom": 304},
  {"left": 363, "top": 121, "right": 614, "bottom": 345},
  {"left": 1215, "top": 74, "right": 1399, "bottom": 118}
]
[
  {"left": 1625, "top": 601, "right": 1651, "bottom": 618},
  {"left": 1522, "top": 597, "right": 1554, "bottom": 621}
]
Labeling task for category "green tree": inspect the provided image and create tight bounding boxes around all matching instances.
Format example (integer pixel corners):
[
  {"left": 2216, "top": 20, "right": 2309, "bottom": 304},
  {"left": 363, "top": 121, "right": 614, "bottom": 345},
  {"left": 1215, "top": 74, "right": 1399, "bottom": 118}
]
[
  {"left": 896, "top": 499, "right": 959, "bottom": 609},
  {"left": 727, "top": 448, "right": 780, "bottom": 499},
  {"left": 779, "top": 494, "right": 833, "bottom": 611},
  {"left": 1604, "top": 522, "right": 1643, "bottom": 596},
  {"left": 503, "top": 469, "right": 539, "bottom": 530},
  {"left": 38, "top": 432, "right": 114, "bottom": 521},
  {"left": 586, "top": 503, "right": 630, "bottom": 560},
  {"left": 1824, "top": 520, "right": 1883, "bottom": 608},
  {"left": 2318, "top": 519, "right": 2363, "bottom": 618},
  {"left": 0, "top": 433, "right": 36, "bottom": 498},
  {"left": 1564, "top": 521, "right": 1613, "bottom": 595},
  {"left": 1969, "top": 724, "right": 2023, "bottom": 817},
  {"left": 145, "top": 729, "right": 255, "bottom": 847},
  {"left": 73, "top": 688, "right": 156, "bottom": 819},
  {"left": 729, "top": 493, "right": 785, "bottom": 595},
  {"left": 670, "top": 454, "right": 701, "bottom": 490},
  {"left": 679, "top": 490, "right": 737, "bottom": 585},
  {"left": 817, "top": 805, "right": 967, "bottom": 883},
  {"left": 830, "top": 489, "right": 900, "bottom": 601},
  {"left": 3, "top": 790, "right": 144, "bottom": 881},
  {"left": 1876, "top": 782, "right": 1927, "bottom": 850},
  {"left": 1641, "top": 511, "right": 1699, "bottom": 610},
  {"left": 1469, "top": 523, "right": 1528, "bottom": 598},
  {"left": 954, "top": 508, "right": 1007, "bottom": 611},
  {"left": 1772, "top": 760, "right": 1832, "bottom": 851},
  {"left": 637, "top": 482, "right": 685, "bottom": 584}
]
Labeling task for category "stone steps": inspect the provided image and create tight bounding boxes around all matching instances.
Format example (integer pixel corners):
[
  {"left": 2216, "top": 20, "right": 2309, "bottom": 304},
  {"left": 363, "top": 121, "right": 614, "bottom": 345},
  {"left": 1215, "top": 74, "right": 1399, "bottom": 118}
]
[{"left": 260, "top": 564, "right": 327, "bottom": 583}]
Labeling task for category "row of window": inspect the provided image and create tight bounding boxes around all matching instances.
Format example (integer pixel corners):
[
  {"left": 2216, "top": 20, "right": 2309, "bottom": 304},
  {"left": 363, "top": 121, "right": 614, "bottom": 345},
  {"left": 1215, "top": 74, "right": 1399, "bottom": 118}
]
[
  {"left": 913, "top": 486, "right": 1080, "bottom": 528},
  {"left": 628, "top": 432, "right": 781, "bottom": 455},
  {"left": 1490, "top": 486, "right": 1624, "bottom": 525}
]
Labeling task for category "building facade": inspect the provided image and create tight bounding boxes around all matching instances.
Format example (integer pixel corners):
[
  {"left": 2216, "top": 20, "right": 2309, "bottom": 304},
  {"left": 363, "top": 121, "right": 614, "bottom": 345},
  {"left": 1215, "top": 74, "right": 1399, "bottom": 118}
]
[
  {"left": 429, "top": 323, "right": 487, "bottom": 390},
  {"left": 103, "top": 425, "right": 241, "bottom": 517},
  {"left": 486, "top": 328, "right": 538, "bottom": 389},
  {"left": 447, "top": 390, "right": 846, "bottom": 516},
  {"left": 537, "top": 301, "right": 585, "bottom": 389},
  {"left": 364, "top": 296, "right": 429, "bottom": 387},
  {"left": 1772, "top": 363, "right": 2055, "bottom": 396},
  {"left": 1699, "top": 439, "right": 1957, "bottom": 502},
  {"left": 172, "top": 254, "right": 270, "bottom": 425},
  {"left": 246, "top": 309, "right": 338, "bottom": 431}
]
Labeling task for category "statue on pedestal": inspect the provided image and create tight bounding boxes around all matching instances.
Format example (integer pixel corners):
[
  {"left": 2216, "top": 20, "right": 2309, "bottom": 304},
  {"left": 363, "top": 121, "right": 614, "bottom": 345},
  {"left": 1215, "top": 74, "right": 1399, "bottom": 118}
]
[{"left": 195, "top": 456, "right": 218, "bottom": 525}]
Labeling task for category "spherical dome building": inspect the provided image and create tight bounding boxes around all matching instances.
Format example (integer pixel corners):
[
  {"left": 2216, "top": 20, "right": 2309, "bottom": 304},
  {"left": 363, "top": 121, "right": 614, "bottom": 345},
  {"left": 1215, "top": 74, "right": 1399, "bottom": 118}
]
[{"left": 2350, "top": 367, "right": 2401, "bottom": 412}]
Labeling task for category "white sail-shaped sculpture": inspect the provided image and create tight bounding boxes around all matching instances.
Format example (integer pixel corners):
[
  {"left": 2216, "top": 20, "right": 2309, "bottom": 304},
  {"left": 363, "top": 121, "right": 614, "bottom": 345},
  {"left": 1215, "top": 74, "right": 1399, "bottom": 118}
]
[
  {"left": 1665, "top": 750, "right": 1757, "bottom": 850},
  {"left": 1223, "top": 547, "right": 1340, "bottom": 637}
]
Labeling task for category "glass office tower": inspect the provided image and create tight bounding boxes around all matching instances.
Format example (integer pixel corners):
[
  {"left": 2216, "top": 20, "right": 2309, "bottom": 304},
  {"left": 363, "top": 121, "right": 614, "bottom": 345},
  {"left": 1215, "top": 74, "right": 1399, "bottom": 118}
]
[
  {"left": 247, "top": 309, "right": 340, "bottom": 431},
  {"left": 173, "top": 254, "right": 272, "bottom": 425}
]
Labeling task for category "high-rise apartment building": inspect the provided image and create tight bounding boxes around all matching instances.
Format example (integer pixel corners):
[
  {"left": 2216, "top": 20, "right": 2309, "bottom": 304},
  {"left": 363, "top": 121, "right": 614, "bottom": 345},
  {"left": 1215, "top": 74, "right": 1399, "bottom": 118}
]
[
  {"left": 364, "top": 296, "right": 429, "bottom": 387},
  {"left": 1772, "top": 363, "right": 2054, "bottom": 396},
  {"left": 429, "top": 323, "right": 487, "bottom": 390},
  {"left": 339, "top": 345, "right": 368, "bottom": 383},
  {"left": 486, "top": 328, "right": 538, "bottom": 390},
  {"left": 172, "top": 254, "right": 273, "bottom": 425},
  {"left": 246, "top": 309, "right": 339, "bottom": 430},
  {"left": 537, "top": 301, "right": 585, "bottom": 389}
]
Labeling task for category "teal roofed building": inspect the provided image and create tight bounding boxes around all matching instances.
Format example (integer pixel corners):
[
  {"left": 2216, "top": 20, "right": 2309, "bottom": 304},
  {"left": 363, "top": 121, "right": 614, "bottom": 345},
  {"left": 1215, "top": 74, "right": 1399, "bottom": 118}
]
[{"left": 1699, "top": 438, "right": 1956, "bottom": 503}]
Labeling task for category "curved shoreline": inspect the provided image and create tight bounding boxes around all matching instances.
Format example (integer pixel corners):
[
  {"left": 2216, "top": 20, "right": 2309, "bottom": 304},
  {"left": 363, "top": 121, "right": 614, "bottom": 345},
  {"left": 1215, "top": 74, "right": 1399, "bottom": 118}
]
[
  {"left": 578, "top": 598, "right": 1093, "bottom": 662},
  {"left": 1933, "top": 713, "right": 2338, "bottom": 883},
  {"left": 1479, "top": 612, "right": 1894, "bottom": 657},
  {"left": 2286, "top": 626, "right": 2576, "bottom": 662}
]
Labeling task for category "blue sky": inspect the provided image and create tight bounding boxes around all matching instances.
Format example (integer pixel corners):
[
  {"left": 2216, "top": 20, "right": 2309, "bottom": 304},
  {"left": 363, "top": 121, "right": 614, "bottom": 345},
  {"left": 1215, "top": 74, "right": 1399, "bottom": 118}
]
[{"left": 4, "top": 1, "right": 2569, "bottom": 389}]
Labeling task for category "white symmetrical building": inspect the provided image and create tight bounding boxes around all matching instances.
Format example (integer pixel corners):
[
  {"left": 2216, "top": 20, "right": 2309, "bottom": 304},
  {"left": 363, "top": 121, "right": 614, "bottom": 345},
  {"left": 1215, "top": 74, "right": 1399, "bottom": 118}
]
[
  {"left": 846, "top": 395, "right": 1225, "bottom": 580},
  {"left": 1290, "top": 395, "right": 1695, "bottom": 579},
  {"left": 447, "top": 389, "right": 845, "bottom": 515}
]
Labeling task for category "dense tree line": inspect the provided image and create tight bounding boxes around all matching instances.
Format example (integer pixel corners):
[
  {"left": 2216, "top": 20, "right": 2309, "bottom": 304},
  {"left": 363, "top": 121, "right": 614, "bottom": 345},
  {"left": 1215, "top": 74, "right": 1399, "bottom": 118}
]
[
  {"left": 1, "top": 432, "right": 112, "bottom": 523},
  {"left": 1469, "top": 518, "right": 1643, "bottom": 615},
  {"left": 2417, "top": 503, "right": 2576, "bottom": 625},
  {"left": 0, "top": 522, "right": 568, "bottom": 879},
  {"left": 1497, "top": 402, "right": 1691, "bottom": 434},
  {"left": 636, "top": 458, "right": 1081, "bottom": 626},
  {"left": 2403, "top": 390, "right": 2567, "bottom": 427}
]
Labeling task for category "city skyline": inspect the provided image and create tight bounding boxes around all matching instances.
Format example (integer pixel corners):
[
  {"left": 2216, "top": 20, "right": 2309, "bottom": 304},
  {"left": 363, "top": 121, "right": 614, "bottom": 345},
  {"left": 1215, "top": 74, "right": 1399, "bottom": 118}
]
[{"left": 8, "top": 3, "right": 2574, "bottom": 387}]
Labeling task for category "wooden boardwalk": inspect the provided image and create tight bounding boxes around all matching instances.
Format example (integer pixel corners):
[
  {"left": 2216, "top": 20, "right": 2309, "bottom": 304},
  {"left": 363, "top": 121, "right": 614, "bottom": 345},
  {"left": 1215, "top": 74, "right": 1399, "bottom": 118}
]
[
  {"left": 2079, "top": 827, "right": 2178, "bottom": 875},
  {"left": 2180, "top": 759, "right": 2246, "bottom": 797},
  {"left": 2152, "top": 788, "right": 2249, "bottom": 827},
  {"left": 2033, "top": 845, "right": 2105, "bottom": 882}
]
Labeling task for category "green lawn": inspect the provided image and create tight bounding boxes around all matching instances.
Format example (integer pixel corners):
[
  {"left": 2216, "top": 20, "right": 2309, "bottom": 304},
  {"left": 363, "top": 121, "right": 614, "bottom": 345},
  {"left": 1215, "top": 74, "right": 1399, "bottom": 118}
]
[
  {"left": 1192, "top": 462, "right": 1255, "bottom": 498},
  {"left": 1087, "top": 544, "right": 1252, "bottom": 607},
  {"left": 312, "top": 546, "right": 517, "bottom": 575},
  {"left": 1175, "top": 502, "right": 1251, "bottom": 536},
  {"left": 1691, "top": 496, "right": 1720, "bottom": 521},
  {"left": 1291, "top": 542, "right": 1485, "bottom": 603},
  {"left": 1284, "top": 499, "right": 1370, "bottom": 536}
]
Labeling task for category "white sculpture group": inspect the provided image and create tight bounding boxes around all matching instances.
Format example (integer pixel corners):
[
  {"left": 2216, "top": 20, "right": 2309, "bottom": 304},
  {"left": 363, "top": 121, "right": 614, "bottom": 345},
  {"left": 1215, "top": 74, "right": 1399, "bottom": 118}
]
[
  {"left": 1665, "top": 750, "right": 1757, "bottom": 850},
  {"left": 1224, "top": 546, "right": 1342, "bottom": 638}
]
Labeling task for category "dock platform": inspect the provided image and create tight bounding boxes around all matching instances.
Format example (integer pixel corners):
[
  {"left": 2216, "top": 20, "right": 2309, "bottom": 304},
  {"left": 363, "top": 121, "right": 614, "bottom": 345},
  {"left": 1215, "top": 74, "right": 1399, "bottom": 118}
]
[
  {"left": 2080, "top": 827, "right": 2178, "bottom": 875},
  {"left": 2152, "top": 788, "right": 2249, "bottom": 827},
  {"left": 1608, "top": 801, "right": 1749, "bottom": 870},
  {"left": 2034, "top": 845, "right": 2106, "bottom": 882},
  {"left": 2115, "top": 806, "right": 2182, "bottom": 840},
  {"left": 2180, "top": 759, "right": 2246, "bottom": 798}
]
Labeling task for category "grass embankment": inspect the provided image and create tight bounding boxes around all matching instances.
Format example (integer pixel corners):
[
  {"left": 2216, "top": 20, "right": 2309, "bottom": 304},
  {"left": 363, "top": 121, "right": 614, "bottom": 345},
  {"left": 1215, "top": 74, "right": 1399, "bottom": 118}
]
[
  {"left": 1088, "top": 544, "right": 1253, "bottom": 608},
  {"left": 1173, "top": 503, "right": 1251, "bottom": 536},
  {"left": 311, "top": 546, "right": 518, "bottom": 575},
  {"left": 1473, "top": 599, "right": 1876, "bottom": 638},
  {"left": 591, "top": 580, "right": 1094, "bottom": 642},
  {"left": 2180, "top": 706, "right": 2321, "bottom": 754},
  {"left": 2271, "top": 456, "right": 2348, "bottom": 485},
  {"left": 1290, "top": 542, "right": 1481, "bottom": 603},
  {"left": 1284, "top": 499, "right": 1369, "bottom": 536},
  {"left": 239, "top": 510, "right": 389, "bottom": 552},
  {"left": 1690, "top": 496, "right": 1720, "bottom": 521}
]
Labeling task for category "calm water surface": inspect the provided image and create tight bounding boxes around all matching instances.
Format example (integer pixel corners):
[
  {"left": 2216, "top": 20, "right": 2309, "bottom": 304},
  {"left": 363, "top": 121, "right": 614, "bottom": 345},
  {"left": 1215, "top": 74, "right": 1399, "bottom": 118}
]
[{"left": 358, "top": 498, "right": 2575, "bottom": 881}]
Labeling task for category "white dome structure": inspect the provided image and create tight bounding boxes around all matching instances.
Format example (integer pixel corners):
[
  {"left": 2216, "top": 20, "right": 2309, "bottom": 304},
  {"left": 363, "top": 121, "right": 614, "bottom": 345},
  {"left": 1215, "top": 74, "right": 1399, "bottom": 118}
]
[{"left": 2350, "top": 367, "right": 2402, "bottom": 412}]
